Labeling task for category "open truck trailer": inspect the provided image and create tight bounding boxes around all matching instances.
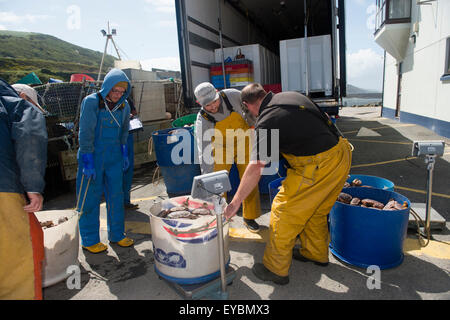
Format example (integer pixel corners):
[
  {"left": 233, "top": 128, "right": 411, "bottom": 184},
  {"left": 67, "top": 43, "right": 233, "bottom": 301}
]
[{"left": 175, "top": 0, "right": 346, "bottom": 116}]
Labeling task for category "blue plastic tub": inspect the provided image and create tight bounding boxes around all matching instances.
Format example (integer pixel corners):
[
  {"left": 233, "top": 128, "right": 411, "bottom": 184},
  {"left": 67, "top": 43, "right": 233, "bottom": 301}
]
[
  {"left": 227, "top": 158, "right": 288, "bottom": 198},
  {"left": 259, "top": 158, "right": 288, "bottom": 194},
  {"left": 152, "top": 127, "right": 200, "bottom": 196},
  {"left": 347, "top": 174, "right": 394, "bottom": 191},
  {"left": 227, "top": 163, "right": 240, "bottom": 198},
  {"left": 329, "top": 187, "right": 410, "bottom": 270},
  {"left": 268, "top": 176, "right": 286, "bottom": 206}
]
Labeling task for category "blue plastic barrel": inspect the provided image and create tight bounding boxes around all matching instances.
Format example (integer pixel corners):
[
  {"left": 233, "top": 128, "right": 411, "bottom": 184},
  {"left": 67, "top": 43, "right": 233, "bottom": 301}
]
[
  {"left": 268, "top": 176, "right": 286, "bottom": 206},
  {"left": 347, "top": 174, "right": 394, "bottom": 191},
  {"left": 227, "top": 158, "right": 288, "bottom": 198},
  {"left": 329, "top": 187, "right": 410, "bottom": 269},
  {"left": 152, "top": 127, "right": 201, "bottom": 196},
  {"left": 227, "top": 163, "right": 240, "bottom": 199},
  {"left": 258, "top": 158, "right": 288, "bottom": 194}
]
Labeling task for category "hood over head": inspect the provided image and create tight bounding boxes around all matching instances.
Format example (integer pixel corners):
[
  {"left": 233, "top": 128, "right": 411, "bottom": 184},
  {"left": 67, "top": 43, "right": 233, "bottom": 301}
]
[{"left": 99, "top": 68, "right": 131, "bottom": 105}]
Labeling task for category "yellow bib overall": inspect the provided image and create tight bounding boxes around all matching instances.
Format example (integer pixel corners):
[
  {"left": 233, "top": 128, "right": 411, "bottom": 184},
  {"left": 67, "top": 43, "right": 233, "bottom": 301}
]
[
  {"left": 212, "top": 112, "right": 261, "bottom": 220},
  {"left": 263, "top": 137, "right": 352, "bottom": 276},
  {"left": 0, "top": 193, "right": 43, "bottom": 299}
]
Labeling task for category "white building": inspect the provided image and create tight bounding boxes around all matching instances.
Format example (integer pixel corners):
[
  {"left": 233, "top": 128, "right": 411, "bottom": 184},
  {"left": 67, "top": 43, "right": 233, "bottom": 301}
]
[{"left": 374, "top": 0, "right": 450, "bottom": 138}]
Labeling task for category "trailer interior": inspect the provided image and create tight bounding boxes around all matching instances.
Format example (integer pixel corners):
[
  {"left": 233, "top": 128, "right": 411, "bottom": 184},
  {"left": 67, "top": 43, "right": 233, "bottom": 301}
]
[{"left": 176, "top": 0, "right": 346, "bottom": 115}]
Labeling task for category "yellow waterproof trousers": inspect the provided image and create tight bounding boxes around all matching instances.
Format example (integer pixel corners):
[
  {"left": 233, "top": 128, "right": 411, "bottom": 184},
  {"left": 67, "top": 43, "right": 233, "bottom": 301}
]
[
  {"left": 0, "top": 193, "right": 43, "bottom": 300},
  {"left": 212, "top": 112, "right": 261, "bottom": 220},
  {"left": 263, "top": 137, "right": 352, "bottom": 276}
]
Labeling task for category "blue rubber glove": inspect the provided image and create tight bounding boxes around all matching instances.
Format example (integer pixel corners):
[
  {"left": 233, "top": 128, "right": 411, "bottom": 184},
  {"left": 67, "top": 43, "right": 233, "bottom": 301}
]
[
  {"left": 81, "top": 153, "right": 96, "bottom": 180},
  {"left": 121, "top": 144, "right": 129, "bottom": 171}
]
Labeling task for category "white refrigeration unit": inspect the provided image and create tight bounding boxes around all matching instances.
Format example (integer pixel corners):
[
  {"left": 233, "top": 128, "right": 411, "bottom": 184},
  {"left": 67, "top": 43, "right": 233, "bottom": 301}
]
[{"left": 280, "top": 34, "right": 333, "bottom": 96}]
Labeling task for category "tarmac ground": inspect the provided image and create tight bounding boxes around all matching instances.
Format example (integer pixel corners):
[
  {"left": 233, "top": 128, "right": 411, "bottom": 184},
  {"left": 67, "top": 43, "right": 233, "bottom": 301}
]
[{"left": 41, "top": 106, "right": 450, "bottom": 302}]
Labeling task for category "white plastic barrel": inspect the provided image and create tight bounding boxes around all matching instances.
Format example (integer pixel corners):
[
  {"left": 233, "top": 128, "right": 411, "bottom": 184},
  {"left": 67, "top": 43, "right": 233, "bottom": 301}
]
[
  {"left": 35, "top": 210, "right": 79, "bottom": 287},
  {"left": 149, "top": 196, "right": 230, "bottom": 285}
]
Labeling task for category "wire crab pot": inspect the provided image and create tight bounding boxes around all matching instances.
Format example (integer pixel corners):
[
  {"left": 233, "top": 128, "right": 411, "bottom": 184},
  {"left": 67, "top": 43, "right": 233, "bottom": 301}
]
[{"left": 34, "top": 80, "right": 102, "bottom": 124}]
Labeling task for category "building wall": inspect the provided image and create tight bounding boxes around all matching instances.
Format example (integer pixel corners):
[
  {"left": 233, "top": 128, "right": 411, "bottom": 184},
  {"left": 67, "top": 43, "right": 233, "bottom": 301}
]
[{"left": 382, "top": 0, "right": 450, "bottom": 137}]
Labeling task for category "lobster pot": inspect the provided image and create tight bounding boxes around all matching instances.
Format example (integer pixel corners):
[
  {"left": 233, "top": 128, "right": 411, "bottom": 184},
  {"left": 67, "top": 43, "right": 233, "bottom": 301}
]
[
  {"left": 149, "top": 196, "right": 230, "bottom": 284},
  {"left": 35, "top": 210, "right": 79, "bottom": 287},
  {"left": 329, "top": 187, "right": 410, "bottom": 270}
]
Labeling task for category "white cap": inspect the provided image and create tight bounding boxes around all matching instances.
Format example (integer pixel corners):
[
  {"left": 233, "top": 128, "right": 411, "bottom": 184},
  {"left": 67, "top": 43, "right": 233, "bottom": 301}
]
[
  {"left": 12, "top": 84, "right": 42, "bottom": 109},
  {"left": 194, "top": 82, "right": 219, "bottom": 107}
]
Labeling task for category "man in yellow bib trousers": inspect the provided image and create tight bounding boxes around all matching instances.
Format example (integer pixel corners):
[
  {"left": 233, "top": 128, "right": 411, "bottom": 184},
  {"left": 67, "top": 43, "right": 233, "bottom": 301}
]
[
  {"left": 224, "top": 83, "right": 352, "bottom": 285},
  {"left": 0, "top": 79, "right": 47, "bottom": 299},
  {"left": 194, "top": 82, "right": 261, "bottom": 232}
]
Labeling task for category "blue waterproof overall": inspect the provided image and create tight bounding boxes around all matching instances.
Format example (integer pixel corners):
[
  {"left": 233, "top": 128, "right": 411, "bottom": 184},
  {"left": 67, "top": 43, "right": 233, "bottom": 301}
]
[
  {"left": 123, "top": 131, "right": 134, "bottom": 204},
  {"left": 76, "top": 69, "right": 131, "bottom": 247}
]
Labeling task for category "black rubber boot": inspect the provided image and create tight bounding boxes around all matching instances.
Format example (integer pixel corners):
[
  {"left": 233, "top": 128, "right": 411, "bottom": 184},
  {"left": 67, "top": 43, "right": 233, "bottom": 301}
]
[
  {"left": 243, "top": 218, "right": 260, "bottom": 232},
  {"left": 252, "top": 263, "right": 289, "bottom": 285},
  {"left": 124, "top": 203, "right": 139, "bottom": 210},
  {"left": 292, "top": 249, "right": 329, "bottom": 267}
]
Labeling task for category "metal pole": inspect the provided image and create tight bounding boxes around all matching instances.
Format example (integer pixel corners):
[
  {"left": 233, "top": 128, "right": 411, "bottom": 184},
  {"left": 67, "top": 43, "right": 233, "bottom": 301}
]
[
  {"left": 98, "top": 37, "right": 109, "bottom": 81},
  {"left": 110, "top": 37, "right": 122, "bottom": 60},
  {"left": 214, "top": 196, "right": 227, "bottom": 294},
  {"left": 218, "top": 0, "right": 227, "bottom": 89},
  {"left": 425, "top": 155, "right": 435, "bottom": 235}
]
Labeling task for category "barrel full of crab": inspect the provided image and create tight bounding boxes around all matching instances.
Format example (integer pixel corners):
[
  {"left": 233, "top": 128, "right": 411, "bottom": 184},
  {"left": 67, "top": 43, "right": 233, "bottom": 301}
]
[{"left": 149, "top": 196, "right": 230, "bottom": 285}]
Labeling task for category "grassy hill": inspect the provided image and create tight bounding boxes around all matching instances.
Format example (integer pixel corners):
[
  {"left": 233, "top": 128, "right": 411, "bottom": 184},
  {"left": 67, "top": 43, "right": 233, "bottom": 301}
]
[
  {"left": 0, "top": 30, "right": 116, "bottom": 84},
  {"left": 347, "top": 84, "right": 382, "bottom": 98}
]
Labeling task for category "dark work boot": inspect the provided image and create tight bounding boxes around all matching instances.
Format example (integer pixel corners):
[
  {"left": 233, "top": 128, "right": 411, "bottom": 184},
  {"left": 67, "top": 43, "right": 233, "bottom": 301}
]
[
  {"left": 124, "top": 202, "right": 139, "bottom": 210},
  {"left": 243, "top": 218, "right": 260, "bottom": 232},
  {"left": 292, "top": 249, "right": 329, "bottom": 267},
  {"left": 252, "top": 263, "right": 289, "bottom": 285}
]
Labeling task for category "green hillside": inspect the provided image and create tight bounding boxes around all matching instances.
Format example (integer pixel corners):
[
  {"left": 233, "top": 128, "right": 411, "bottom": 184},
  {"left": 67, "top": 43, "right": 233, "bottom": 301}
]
[{"left": 0, "top": 30, "right": 117, "bottom": 84}]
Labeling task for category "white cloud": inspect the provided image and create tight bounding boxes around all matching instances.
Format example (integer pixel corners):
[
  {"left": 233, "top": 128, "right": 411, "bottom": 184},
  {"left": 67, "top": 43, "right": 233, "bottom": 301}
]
[
  {"left": 347, "top": 48, "right": 384, "bottom": 91},
  {"left": 157, "top": 20, "right": 176, "bottom": 28},
  {"left": 145, "top": 0, "right": 175, "bottom": 14},
  {"left": 353, "top": 0, "right": 367, "bottom": 5},
  {"left": 0, "top": 24, "right": 6, "bottom": 30},
  {"left": 141, "top": 57, "right": 180, "bottom": 71},
  {"left": 366, "top": 4, "right": 377, "bottom": 31},
  {"left": 0, "top": 11, "right": 51, "bottom": 25}
]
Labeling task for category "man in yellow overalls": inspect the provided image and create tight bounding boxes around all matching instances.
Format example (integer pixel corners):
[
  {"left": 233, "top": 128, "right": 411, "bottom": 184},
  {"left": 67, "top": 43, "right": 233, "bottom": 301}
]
[
  {"left": 0, "top": 80, "right": 47, "bottom": 299},
  {"left": 224, "top": 83, "right": 352, "bottom": 285},
  {"left": 194, "top": 82, "right": 261, "bottom": 232}
]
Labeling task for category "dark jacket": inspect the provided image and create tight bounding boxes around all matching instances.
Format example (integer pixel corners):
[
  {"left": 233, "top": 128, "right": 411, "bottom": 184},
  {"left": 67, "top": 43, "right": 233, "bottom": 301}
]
[{"left": 0, "top": 78, "right": 48, "bottom": 194}]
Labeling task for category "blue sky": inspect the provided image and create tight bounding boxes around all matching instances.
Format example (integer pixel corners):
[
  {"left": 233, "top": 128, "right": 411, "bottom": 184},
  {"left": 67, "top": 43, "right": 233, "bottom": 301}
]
[{"left": 0, "top": 0, "right": 384, "bottom": 91}]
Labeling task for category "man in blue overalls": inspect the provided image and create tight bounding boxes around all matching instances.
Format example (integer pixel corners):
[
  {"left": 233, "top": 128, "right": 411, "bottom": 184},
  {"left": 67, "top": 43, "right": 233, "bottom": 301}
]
[{"left": 76, "top": 68, "right": 134, "bottom": 254}]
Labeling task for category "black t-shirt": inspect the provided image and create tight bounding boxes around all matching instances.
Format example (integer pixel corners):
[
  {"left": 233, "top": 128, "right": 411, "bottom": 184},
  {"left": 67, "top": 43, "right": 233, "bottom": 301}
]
[{"left": 253, "top": 91, "right": 338, "bottom": 162}]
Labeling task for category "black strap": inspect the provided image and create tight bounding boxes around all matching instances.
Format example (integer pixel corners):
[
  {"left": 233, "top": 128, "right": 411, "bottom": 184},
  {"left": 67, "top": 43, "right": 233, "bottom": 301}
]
[
  {"left": 200, "top": 109, "right": 217, "bottom": 123},
  {"left": 200, "top": 91, "right": 234, "bottom": 124},
  {"left": 219, "top": 91, "right": 234, "bottom": 113},
  {"left": 267, "top": 102, "right": 343, "bottom": 139}
]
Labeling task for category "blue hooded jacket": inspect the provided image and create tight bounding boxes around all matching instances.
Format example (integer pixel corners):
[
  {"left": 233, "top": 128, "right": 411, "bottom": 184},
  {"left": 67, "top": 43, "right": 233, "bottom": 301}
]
[
  {"left": 78, "top": 68, "right": 131, "bottom": 155},
  {"left": 0, "top": 78, "right": 48, "bottom": 194}
]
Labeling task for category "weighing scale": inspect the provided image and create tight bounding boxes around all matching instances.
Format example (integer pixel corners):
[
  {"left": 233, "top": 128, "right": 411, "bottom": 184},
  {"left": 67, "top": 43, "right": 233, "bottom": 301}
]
[{"left": 157, "top": 170, "right": 236, "bottom": 300}]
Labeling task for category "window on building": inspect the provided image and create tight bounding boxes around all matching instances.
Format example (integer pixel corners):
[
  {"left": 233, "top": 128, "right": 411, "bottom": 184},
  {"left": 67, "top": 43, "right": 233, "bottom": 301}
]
[
  {"left": 388, "top": 0, "right": 411, "bottom": 20},
  {"left": 375, "top": 0, "right": 411, "bottom": 34},
  {"left": 375, "top": 0, "right": 386, "bottom": 31}
]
